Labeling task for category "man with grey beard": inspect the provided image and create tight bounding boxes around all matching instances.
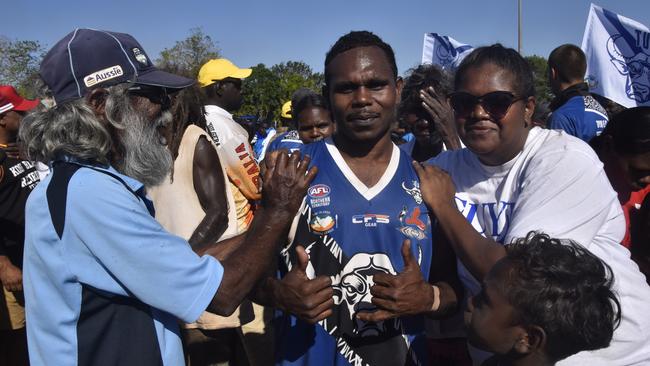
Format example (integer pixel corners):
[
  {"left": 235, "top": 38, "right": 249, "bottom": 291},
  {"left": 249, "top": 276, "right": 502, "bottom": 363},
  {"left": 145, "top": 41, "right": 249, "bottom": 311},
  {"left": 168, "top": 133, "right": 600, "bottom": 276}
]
[{"left": 18, "top": 28, "right": 316, "bottom": 366}]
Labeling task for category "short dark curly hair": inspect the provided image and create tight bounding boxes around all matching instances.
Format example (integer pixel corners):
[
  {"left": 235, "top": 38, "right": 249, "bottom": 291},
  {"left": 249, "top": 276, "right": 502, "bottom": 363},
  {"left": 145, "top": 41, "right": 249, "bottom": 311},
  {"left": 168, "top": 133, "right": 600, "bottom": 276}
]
[
  {"left": 501, "top": 232, "right": 621, "bottom": 362},
  {"left": 398, "top": 63, "right": 452, "bottom": 119},
  {"left": 324, "top": 31, "right": 397, "bottom": 85},
  {"left": 292, "top": 92, "right": 328, "bottom": 121},
  {"left": 455, "top": 43, "right": 535, "bottom": 98}
]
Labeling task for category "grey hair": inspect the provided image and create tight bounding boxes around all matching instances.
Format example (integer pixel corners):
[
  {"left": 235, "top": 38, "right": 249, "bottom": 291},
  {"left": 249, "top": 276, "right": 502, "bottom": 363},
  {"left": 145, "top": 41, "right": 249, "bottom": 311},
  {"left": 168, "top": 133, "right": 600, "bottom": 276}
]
[
  {"left": 20, "top": 83, "right": 173, "bottom": 187},
  {"left": 19, "top": 98, "right": 113, "bottom": 165}
]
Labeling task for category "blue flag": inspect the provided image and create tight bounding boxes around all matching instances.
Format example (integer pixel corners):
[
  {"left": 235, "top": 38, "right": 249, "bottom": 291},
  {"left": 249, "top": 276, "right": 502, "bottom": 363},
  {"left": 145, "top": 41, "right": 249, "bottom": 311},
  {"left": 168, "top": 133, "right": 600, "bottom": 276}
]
[
  {"left": 581, "top": 3, "right": 650, "bottom": 107},
  {"left": 421, "top": 33, "right": 473, "bottom": 70}
]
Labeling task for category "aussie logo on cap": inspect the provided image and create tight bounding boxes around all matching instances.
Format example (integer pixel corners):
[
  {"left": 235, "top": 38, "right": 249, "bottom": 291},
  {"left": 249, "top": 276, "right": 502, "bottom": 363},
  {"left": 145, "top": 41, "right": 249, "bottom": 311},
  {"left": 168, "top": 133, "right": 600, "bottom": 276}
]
[
  {"left": 84, "top": 65, "right": 124, "bottom": 87},
  {"left": 132, "top": 48, "right": 148, "bottom": 65}
]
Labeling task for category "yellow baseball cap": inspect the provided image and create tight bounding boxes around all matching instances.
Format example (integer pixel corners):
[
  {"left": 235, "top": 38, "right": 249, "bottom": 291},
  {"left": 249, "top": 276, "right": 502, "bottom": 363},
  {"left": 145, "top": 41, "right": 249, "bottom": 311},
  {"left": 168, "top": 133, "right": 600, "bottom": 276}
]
[
  {"left": 281, "top": 101, "right": 292, "bottom": 119},
  {"left": 197, "top": 58, "right": 252, "bottom": 87}
]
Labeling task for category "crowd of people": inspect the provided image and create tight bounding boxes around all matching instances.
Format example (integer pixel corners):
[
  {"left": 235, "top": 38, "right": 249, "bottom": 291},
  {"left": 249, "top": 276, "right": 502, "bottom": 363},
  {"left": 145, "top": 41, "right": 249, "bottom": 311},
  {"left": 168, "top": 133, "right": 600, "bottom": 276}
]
[{"left": 0, "top": 27, "right": 649, "bottom": 366}]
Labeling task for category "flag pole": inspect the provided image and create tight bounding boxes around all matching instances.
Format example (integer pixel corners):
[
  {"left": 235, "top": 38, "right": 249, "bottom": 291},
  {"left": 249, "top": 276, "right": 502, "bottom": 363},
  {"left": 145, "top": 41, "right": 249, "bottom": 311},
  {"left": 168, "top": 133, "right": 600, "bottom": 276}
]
[{"left": 518, "top": 0, "right": 522, "bottom": 54}]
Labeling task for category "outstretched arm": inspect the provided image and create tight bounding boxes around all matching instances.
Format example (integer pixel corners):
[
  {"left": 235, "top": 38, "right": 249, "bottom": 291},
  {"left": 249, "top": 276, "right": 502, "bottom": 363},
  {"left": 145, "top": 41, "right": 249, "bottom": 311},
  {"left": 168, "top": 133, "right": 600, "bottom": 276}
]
[
  {"left": 413, "top": 162, "right": 506, "bottom": 282},
  {"left": 206, "top": 151, "right": 318, "bottom": 316}
]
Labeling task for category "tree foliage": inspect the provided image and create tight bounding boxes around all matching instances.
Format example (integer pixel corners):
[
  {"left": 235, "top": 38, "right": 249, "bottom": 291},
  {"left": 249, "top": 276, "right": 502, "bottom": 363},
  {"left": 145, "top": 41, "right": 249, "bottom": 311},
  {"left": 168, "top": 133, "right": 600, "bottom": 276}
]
[
  {"left": 156, "top": 27, "right": 221, "bottom": 78},
  {"left": 0, "top": 36, "right": 45, "bottom": 99},
  {"left": 525, "top": 55, "right": 552, "bottom": 105},
  {"left": 240, "top": 61, "right": 323, "bottom": 124}
]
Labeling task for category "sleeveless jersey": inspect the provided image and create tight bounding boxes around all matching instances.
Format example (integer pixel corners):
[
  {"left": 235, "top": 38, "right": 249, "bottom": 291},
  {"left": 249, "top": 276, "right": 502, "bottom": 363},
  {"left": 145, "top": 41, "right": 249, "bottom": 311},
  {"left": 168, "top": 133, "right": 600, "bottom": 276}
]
[{"left": 276, "top": 138, "right": 433, "bottom": 366}]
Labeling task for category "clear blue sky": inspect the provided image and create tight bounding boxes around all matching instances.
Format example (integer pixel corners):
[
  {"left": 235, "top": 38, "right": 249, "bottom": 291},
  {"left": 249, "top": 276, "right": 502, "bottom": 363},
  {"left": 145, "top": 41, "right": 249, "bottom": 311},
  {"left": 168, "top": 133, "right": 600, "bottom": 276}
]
[{"left": 3, "top": 0, "right": 649, "bottom": 75}]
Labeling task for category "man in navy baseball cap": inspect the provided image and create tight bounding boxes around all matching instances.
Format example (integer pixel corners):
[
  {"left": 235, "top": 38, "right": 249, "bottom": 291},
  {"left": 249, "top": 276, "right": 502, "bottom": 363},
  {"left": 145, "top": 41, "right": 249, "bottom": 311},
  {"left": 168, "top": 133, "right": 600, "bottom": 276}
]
[{"left": 19, "top": 29, "right": 316, "bottom": 366}]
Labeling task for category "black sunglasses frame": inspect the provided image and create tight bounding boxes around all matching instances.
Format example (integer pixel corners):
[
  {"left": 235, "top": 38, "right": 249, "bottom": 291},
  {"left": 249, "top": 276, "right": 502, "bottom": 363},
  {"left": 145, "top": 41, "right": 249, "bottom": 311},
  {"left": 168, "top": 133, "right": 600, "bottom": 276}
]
[
  {"left": 127, "top": 85, "right": 172, "bottom": 109},
  {"left": 448, "top": 91, "right": 526, "bottom": 120}
]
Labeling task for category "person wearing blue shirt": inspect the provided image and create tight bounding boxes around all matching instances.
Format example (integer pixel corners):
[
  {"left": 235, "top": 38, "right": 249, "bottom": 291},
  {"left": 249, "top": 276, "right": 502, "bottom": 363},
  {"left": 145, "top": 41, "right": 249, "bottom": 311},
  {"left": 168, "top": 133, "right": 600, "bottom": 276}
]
[
  {"left": 547, "top": 44, "right": 608, "bottom": 142},
  {"left": 19, "top": 28, "right": 314, "bottom": 366},
  {"left": 256, "top": 31, "right": 461, "bottom": 366}
]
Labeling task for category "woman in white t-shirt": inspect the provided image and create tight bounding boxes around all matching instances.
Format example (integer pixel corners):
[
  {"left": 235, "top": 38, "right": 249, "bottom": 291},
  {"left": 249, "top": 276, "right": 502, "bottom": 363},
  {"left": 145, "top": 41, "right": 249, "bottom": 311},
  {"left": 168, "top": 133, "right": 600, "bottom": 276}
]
[{"left": 414, "top": 44, "right": 650, "bottom": 365}]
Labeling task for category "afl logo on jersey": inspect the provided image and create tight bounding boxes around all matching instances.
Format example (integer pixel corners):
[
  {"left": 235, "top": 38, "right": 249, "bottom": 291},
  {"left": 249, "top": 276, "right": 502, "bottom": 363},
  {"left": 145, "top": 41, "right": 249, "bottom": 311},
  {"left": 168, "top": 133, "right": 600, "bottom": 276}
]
[{"left": 308, "top": 184, "right": 331, "bottom": 198}]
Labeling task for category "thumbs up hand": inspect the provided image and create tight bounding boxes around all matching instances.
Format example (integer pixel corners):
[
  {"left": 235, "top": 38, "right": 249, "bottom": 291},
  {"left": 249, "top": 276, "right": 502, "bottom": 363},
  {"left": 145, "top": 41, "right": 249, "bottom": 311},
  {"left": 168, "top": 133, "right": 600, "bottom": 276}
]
[
  {"left": 356, "top": 240, "right": 436, "bottom": 323},
  {"left": 273, "top": 245, "right": 334, "bottom": 324}
]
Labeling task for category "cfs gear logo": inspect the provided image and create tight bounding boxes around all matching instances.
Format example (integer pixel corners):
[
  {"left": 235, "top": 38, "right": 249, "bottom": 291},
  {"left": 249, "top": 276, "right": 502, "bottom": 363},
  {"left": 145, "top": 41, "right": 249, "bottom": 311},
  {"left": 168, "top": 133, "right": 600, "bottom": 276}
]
[
  {"left": 309, "top": 184, "right": 331, "bottom": 208},
  {"left": 402, "top": 180, "right": 423, "bottom": 204},
  {"left": 310, "top": 212, "right": 336, "bottom": 234},
  {"left": 352, "top": 214, "right": 390, "bottom": 227},
  {"left": 83, "top": 65, "right": 124, "bottom": 87}
]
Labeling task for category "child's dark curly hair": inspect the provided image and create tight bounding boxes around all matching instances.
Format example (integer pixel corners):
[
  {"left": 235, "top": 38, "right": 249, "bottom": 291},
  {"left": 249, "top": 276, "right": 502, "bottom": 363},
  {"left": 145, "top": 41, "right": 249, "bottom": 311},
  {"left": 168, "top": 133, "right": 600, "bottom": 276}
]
[{"left": 503, "top": 232, "right": 621, "bottom": 362}]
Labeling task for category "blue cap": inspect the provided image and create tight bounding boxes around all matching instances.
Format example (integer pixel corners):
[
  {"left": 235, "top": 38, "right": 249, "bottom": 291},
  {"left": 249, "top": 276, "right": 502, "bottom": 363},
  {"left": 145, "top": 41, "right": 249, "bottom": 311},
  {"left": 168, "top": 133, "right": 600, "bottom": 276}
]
[{"left": 40, "top": 28, "right": 195, "bottom": 104}]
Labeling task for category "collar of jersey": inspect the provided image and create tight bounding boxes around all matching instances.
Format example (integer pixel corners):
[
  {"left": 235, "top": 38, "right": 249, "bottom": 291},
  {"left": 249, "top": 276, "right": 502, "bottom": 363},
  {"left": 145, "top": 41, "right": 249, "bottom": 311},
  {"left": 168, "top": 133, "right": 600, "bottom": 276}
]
[{"left": 324, "top": 136, "right": 400, "bottom": 201}]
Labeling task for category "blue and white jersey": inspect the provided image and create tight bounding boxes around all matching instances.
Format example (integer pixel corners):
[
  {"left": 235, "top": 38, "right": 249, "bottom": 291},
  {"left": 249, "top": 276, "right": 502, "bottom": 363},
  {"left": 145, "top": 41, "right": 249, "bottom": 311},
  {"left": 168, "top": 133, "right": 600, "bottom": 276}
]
[
  {"left": 276, "top": 138, "right": 433, "bottom": 366},
  {"left": 266, "top": 130, "right": 303, "bottom": 155},
  {"left": 548, "top": 95, "right": 609, "bottom": 142}
]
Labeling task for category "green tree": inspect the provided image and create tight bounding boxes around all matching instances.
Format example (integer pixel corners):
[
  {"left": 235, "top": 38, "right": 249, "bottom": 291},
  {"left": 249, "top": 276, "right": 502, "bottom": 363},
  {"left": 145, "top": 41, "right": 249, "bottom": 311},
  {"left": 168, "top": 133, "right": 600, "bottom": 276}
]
[
  {"left": 156, "top": 27, "right": 221, "bottom": 78},
  {"left": 240, "top": 61, "right": 323, "bottom": 124},
  {"left": 0, "top": 36, "right": 45, "bottom": 99},
  {"left": 525, "top": 55, "right": 552, "bottom": 105},
  {"left": 240, "top": 63, "right": 281, "bottom": 121}
]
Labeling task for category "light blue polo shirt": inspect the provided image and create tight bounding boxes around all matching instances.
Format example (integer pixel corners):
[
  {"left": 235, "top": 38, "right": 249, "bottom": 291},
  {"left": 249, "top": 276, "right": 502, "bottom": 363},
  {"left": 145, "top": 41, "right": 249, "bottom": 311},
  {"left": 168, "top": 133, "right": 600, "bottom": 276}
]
[{"left": 23, "top": 160, "right": 223, "bottom": 366}]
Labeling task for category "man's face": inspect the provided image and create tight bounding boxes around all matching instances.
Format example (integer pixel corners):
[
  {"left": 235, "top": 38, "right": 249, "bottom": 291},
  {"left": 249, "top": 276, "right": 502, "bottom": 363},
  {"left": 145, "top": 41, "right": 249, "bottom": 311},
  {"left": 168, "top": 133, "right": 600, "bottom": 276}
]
[
  {"left": 0, "top": 110, "right": 23, "bottom": 136},
  {"left": 105, "top": 84, "right": 173, "bottom": 187},
  {"left": 219, "top": 77, "right": 244, "bottom": 112},
  {"left": 465, "top": 260, "right": 524, "bottom": 355},
  {"left": 297, "top": 106, "right": 334, "bottom": 143},
  {"left": 326, "top": 46, "right": 401, "bottom": 143}
]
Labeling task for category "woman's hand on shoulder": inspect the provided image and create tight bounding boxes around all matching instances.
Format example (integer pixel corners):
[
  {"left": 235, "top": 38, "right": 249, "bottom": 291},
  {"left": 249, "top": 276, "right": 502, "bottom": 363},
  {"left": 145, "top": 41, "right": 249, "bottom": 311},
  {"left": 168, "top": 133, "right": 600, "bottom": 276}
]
[{"left": 412, "top": 161, "right": 457, "bottom": 213}]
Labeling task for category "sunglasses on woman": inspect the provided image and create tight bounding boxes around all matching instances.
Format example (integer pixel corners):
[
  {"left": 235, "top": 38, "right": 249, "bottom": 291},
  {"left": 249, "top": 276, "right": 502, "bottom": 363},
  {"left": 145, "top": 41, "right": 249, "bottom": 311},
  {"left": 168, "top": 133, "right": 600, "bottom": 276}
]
[{"left": 448, "top": 91, "right": 525, "bottom": 120}]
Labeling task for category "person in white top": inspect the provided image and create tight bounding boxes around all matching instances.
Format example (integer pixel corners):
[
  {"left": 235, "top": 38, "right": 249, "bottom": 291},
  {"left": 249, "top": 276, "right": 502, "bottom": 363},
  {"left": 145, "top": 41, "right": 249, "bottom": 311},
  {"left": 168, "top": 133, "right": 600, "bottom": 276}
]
[
  {"left": 187, "top": 59, "right": 271, "bottom": 366},
  {"left": 414, "top": 44, "right": 650, "bottom": 365}
]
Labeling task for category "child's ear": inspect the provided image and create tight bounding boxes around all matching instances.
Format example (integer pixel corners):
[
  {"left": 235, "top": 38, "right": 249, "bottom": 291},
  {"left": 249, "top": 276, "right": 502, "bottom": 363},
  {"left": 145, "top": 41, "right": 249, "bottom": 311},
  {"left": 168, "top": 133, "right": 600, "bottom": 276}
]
[{"left": 514, "top": 325, "right": 547, "bottom": 354}]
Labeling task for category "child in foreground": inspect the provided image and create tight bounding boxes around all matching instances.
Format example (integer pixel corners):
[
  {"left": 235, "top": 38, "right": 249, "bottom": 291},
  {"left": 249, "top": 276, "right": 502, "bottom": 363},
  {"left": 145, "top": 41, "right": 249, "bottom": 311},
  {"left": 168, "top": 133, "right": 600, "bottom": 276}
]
[{"left": 465, "top": 232, "right": 621, "bottom": 366}]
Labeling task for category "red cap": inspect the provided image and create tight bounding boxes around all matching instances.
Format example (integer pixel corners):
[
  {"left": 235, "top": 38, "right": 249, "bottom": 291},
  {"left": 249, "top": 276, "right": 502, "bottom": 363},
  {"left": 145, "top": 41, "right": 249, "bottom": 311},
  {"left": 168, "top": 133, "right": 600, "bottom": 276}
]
[{"left": 0, "top": 85, "right": 40, "bottom": 114}]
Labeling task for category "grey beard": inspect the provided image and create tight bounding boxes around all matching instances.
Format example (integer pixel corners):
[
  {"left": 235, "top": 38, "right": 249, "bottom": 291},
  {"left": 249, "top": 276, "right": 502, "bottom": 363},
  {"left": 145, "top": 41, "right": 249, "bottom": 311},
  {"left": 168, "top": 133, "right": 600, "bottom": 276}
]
[{"left": 118, "top": 110, "right": 173, "bottom": 187}]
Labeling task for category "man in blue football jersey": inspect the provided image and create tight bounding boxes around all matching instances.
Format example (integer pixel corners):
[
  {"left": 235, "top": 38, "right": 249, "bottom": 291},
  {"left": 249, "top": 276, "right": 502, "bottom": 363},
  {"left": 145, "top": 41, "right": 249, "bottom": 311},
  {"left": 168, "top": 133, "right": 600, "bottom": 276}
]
[
  {"left": 258, "top": 31, "right": 461, "bottom": 366},
  {"left": 547, "top": 44, "right": 609, "bottom": 142}
]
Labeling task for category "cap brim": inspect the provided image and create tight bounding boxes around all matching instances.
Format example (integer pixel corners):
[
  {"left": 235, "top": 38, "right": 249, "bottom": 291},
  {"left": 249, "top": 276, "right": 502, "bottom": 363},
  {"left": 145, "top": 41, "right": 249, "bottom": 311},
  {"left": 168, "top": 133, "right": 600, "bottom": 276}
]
[
  {"left": 231, "top": 68, "right": 252, "bottom": 79},
  {"left": 136, "top": 69, "right": 195, "bottom": 90},
  {"left": 13, "top": 98, "right": 40, "bottom": 111}
]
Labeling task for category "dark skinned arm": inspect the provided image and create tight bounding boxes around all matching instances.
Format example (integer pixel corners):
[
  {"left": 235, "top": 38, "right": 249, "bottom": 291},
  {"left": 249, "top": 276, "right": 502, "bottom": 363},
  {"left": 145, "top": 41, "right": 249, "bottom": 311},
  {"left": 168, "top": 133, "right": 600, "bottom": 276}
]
[
  {"left": 188, "top": 136, "right": 229, "bottom": 251},
  {"left": 205, "top": 151, "right": 317, "bottom": 316},
  {"left": 413, "top": 162, "right": 506, "bottom": 282}
]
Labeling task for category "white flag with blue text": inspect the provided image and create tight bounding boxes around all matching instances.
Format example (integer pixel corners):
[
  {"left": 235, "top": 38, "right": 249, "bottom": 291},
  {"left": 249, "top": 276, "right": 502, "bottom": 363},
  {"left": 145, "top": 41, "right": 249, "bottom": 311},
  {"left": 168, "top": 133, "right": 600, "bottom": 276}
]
[
  {"left": 421, "top": 33, "right": 473, "bottom": 70},
  {"left": 581, "top": 3, "right": 650, "bottom": 107}
]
